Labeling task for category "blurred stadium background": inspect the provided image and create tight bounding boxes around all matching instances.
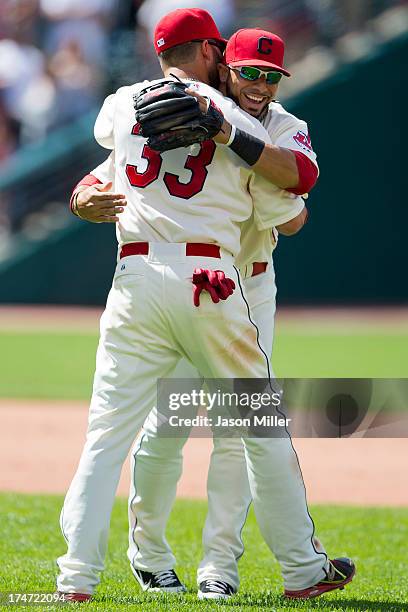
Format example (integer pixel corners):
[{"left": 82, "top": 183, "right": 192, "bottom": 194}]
[{"left": 0, "top": 0, "right": 407, "bottom": 307}]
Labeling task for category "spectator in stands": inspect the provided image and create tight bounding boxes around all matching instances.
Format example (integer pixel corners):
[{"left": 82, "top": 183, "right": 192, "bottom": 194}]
[
  {"left": 39, "top": 0, "right": 117, "bottom": 67},
  {"left": 0, "top": 103, "right": 17, "bottom": 163},
  {"left": 0, "top": 0, "right": 114, "bottom": 154},
  {"left": 48, "top": 40, "right": 101, "bottom": 124},
  {"left": 0, "top": 35, "right": 56, "bottom": 143},
  {"left": 0, "top": 0, "right": 40, "bottom": 44}
]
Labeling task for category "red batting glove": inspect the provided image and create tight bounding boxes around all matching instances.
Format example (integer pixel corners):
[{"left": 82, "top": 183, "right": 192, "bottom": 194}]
[{"left": 192, "top": 268, "right": 236, "bottom": 307}]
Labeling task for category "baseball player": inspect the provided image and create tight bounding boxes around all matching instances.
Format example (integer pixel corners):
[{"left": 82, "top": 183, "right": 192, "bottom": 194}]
[
  {"left": 60, "top": 9, "right": 354, "bottom": 602},
  {"left": 72, "top": 81, "right": 311, "bottom": 603},
  {"left": 124, "top": 26, "right": 355, "bottom": 601}
]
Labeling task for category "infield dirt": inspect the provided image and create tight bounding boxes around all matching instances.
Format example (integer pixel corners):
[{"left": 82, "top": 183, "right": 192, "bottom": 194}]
[
  {"left": 1, "top": 305, "right": 407, "bottom": 505},
  {"left": 1, "top": 398, "right": 406, "bottom": 505}
]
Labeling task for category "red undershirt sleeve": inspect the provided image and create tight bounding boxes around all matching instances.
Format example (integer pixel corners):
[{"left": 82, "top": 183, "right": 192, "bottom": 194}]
[{"left": 286, "top": 151, "right": 318, "bottom": 196}]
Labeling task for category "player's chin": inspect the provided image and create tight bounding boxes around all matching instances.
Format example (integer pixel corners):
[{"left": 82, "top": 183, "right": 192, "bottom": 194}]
[{"left": 240, "top": 94, "right": 270, "bottom": 117}]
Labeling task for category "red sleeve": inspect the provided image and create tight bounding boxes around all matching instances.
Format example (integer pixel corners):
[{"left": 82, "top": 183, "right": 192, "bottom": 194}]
[
  {"left": 69, "top": 174, "right": 102, "bottom": 213},
  {"left": 286, "top": 151, "right": 318, "bottom": 196}
]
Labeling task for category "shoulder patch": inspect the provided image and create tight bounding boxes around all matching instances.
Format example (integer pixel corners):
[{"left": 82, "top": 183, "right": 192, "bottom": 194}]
[{"left": 293, "top": 130, "right": 313, "bottom": 151}]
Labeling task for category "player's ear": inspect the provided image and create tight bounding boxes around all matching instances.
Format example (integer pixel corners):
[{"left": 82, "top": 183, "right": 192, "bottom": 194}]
[
  {"left": 218, "top": 63, "right": 229, "bottom": 84},
  {"left": 201, "top": 39, "right": 212, "bottom": 61}
]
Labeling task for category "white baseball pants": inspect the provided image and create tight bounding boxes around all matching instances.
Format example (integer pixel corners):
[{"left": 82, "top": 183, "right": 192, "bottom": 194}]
[
  {"left": 128, "top": 268, "right": 327, "bottom": 591},
  {"left": 57, "top": 244, "right": 327, "bottom": 594}
]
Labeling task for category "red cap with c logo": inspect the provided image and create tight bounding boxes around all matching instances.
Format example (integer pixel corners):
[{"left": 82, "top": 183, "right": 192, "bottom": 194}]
[{"left": 226, "top": 28, "right": 291, "bottom": 76}]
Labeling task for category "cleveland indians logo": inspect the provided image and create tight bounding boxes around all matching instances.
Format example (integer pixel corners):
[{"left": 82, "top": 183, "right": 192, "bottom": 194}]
[
  {"left": 293, "top": 130, "right": 313, "bottom": 151},
  {"left": 257, "top": 37, "right": 273, "bottom": 55}
]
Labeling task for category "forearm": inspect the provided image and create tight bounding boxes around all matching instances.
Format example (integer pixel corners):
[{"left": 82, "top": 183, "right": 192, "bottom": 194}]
[
  {"left": 253, "top": 144, "right": 298, "bottom": 189},
  {"left": 217, "top": 120, "right": 317, "bottom": 193}
]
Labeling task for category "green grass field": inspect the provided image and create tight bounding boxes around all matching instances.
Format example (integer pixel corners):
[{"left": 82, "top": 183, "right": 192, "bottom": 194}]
[
  {"left": 1, "top": 316, "right": 407, "bottom": 610},
  {"left": 0, "top": 320, "right": 407, "bottom": 399},
  {"left": 0, "top": 493, "right": 407, "bottom": 611}
]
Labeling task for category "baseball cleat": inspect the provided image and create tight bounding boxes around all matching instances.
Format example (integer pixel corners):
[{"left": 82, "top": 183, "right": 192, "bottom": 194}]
[
  {"left": 198, "top": 579, "right": 235, "bottom": 600},
  {"left": 57, "top": 592, "right": 92, "bottom": 602},
  {"left": 284, "top": 557, "right": 356, "bottom": 599},
  {"left": 131, "top": 567, "right": 186, "bottom": 593}
]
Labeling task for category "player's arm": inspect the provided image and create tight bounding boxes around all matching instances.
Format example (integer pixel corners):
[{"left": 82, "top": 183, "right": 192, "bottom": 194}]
[
  {"left": 70, "top": 93, "right": 126, "bottom": 223},
  {"left": 247, "top": 169, "right": 307, "bottom": 234},
  {"left": 275, "top": 208, "right": 308, "bottom": 235},
  {"left": 187, "top": 89, "right": 317, "bottom": 194},
  {"left": 70, "top": 153, "right": 127, "bottom": 223},
  {"left": 213, "top": 119, "right": 318, "bottom": 194}
]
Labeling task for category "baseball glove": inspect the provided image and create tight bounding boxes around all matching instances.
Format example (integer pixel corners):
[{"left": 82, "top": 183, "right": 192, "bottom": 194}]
[{"left": 134, "top": 80, "right": 224, "bottom": 152}]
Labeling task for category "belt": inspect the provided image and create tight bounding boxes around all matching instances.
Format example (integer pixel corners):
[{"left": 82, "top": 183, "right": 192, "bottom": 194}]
[
  {"left": 251, "top": 262, "right": 268, "bottom": 277},
  {"left": 120, "top": 243, "right": 267, "bottom": 278},
  {"left": 120, "top": 242, "right": 221, "bottom": 259}
]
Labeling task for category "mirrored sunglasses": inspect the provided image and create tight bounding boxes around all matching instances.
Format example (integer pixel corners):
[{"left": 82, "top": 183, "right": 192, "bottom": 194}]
[{"left": 231, "top": 65, "right": 283, "bottom": 85}]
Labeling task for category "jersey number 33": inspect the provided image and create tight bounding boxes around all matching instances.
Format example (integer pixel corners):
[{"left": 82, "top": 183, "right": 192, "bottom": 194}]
[{"left": 126, "top": 123, "right": 216, "bottom": 200}]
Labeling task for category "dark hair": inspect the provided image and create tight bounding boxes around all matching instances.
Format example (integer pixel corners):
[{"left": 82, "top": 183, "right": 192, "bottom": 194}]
[{"left": 159, "top": 41, "right": 202, "bottom": 67}]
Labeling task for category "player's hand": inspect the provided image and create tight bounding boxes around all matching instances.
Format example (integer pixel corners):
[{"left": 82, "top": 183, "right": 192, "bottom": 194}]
[
  {"left": 185, "top": 89, "right": 232, "bottom": 145},
  {"left": 192, "top": 268, "right": 236, "bottom": 307},
  {"left": 75, "top": 182, "right": 127, "bottom": 223},
  {"left": 184, "top": 88, "right": 209, "bottom": 113}
]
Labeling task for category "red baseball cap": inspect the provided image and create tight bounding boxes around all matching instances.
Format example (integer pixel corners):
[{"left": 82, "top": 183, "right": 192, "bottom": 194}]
[
  {"left": 226, "top": 28, "right": 291, "bottom": 76},
  {"left": 154, "top": 8, "right": 227, "bottom": 55}
]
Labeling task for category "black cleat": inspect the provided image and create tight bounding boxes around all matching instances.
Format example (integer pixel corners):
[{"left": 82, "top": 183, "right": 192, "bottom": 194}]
[
  {"left": 131, "top": 567, "right": 186, "bottom": 593},
  {"left": 198, "top": 579, "right": 235, "bottom": 600}
]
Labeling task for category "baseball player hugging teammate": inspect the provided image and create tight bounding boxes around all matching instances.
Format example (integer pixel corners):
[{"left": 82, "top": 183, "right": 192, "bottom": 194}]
[{"left": 61, "top": 8, "right": 355, "bottom": 602}]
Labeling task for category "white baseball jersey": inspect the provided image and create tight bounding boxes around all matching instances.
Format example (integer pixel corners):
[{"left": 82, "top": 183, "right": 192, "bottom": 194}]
[
  {"left": 93, "top": 78, "right": 304, "bottom": 258},
  {"left": 90, "top": 154, "right": 278, "bottom": 274},
  {"left": 264, "top": 101, "right": 318, "bottom": 169},
  {"left": 235, "top": 101, "right": 317, "bottom": 271}
]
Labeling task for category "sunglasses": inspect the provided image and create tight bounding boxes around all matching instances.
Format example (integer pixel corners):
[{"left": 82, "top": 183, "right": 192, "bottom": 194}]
[
  {"left": 192, "top": 39, "right": 226, "bottom": 52},
  {"left": 230, "top": 65, "right": 283, "bottom": 85}
]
